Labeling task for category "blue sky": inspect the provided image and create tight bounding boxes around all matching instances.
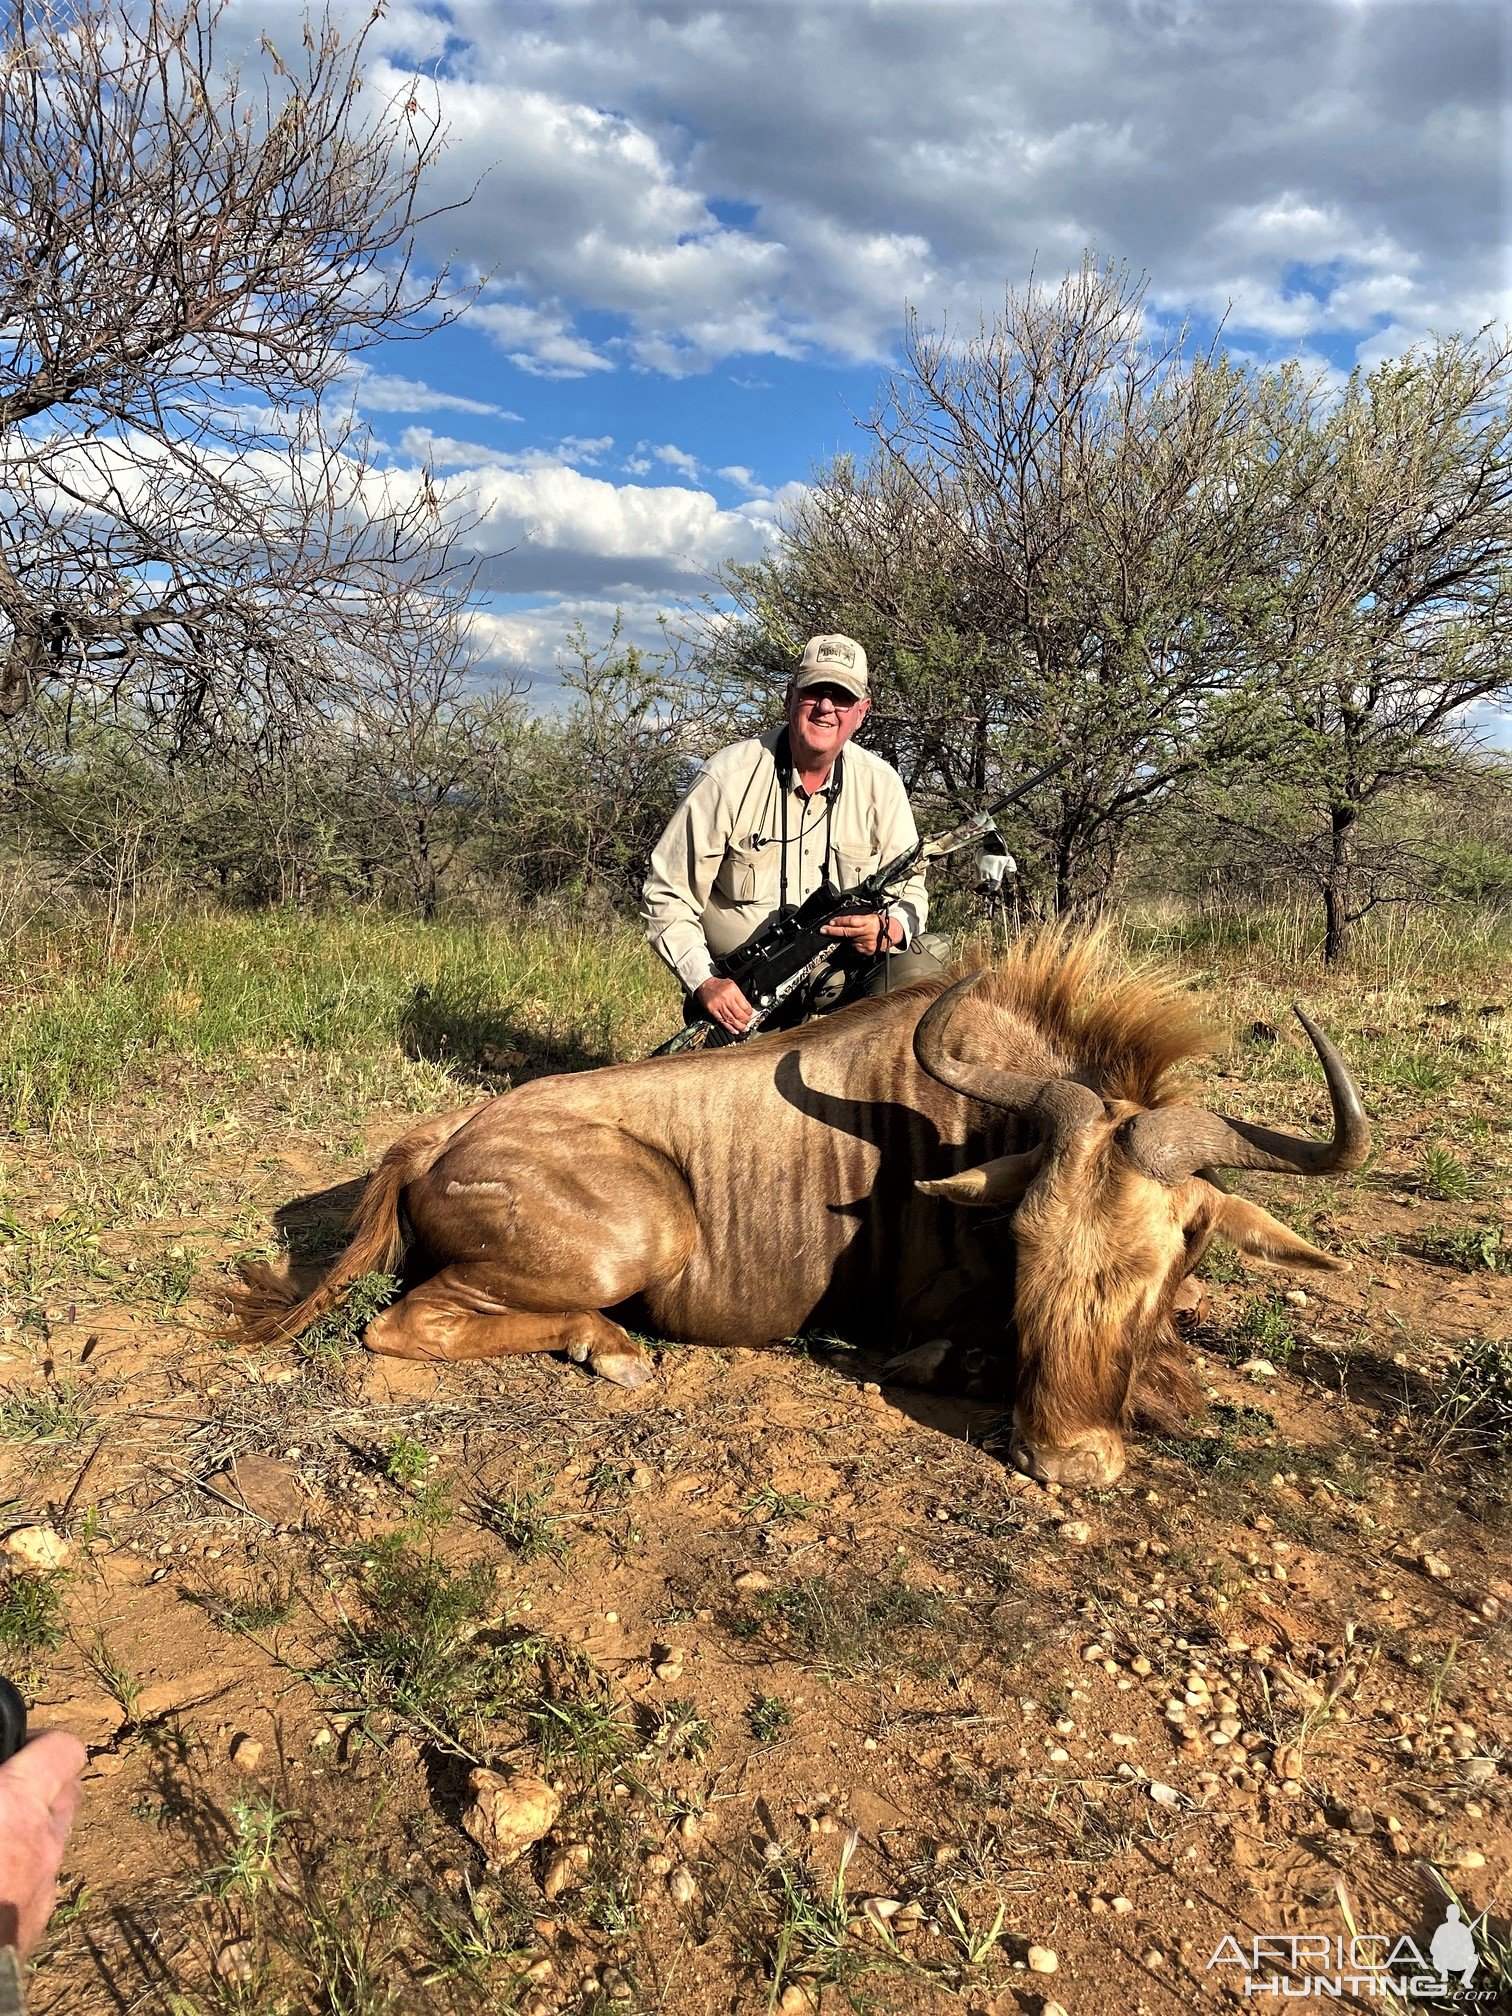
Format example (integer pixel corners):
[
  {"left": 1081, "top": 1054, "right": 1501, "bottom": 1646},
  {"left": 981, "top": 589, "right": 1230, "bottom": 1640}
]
[{"left": 234, "top": 0, "right": 1509, "bottom": 696}]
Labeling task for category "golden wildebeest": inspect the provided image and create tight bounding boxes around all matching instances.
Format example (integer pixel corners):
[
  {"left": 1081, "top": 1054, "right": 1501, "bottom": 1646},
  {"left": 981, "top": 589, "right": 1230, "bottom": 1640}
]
[{"left": 235, "top": 930, "right": 1369, "bottom": 1486}]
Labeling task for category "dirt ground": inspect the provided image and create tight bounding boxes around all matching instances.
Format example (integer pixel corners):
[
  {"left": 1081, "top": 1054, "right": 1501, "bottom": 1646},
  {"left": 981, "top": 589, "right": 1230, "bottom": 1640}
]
[{"left": 1, "top": 963, "right": 1508, "bottom": 2015}]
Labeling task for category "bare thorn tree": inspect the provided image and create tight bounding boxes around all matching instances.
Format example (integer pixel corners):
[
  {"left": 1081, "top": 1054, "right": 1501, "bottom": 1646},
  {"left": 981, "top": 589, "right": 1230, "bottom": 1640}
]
[
  {"left": 1218, "top": 335, "right": 1512, "bottom": 961},
  {"left": 712, "top": 261, "right": 1287, "bottom": 911},
  {"left": 0, "top": 0, "right": 478, "bottom": 741}
]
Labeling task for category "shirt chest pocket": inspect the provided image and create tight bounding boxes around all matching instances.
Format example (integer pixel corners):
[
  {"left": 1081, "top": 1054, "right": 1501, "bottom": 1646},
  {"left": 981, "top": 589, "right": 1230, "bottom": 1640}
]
[
  {"left": 714, "top": 841, "right": 782, "bottom": 906},
  {"left": 834, "top": 846, "right": 880, "bottom": 893}
]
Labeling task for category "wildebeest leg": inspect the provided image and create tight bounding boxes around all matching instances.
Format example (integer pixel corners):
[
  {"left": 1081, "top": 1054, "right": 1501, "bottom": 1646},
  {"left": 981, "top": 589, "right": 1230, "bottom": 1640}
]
[
  {"left": 365, "top": 1265, "right": 654, "bottom": 1387},
  {"left": 881, "top": 1337, "right": 957, "bottom": 1388}
]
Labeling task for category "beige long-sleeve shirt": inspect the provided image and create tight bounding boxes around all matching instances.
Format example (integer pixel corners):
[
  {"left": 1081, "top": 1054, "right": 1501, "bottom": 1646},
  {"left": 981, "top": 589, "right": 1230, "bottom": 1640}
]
[{"left": 642, "top": 728, "right": 929, "bottom": 992}]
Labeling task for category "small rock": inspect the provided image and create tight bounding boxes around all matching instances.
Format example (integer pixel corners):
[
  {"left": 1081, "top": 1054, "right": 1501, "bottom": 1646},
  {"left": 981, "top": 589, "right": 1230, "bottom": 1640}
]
[
  {"left": 1042, "top": 2004, "right": 1070, "bottom": 2016},
  {"left": 217, "top": 1454, "right": 312, "bottom": 1527},
  {"left": 1148, "top": 1782, "right": 1183, "bottom": 1808},
  {"left": 229, "top": 1734, "right": 264, "bottom": 1773},
  {"left": 1451, "top": 1849, "right": 1486, "bottom": 1870},
  {"left": 214, "top": 1939, "right": 256, "bottom": 1982},
  {"left": 1142, "top": 1946, "right": 1166, "bottom": 1969},
  {"left": 1346, "top": 1807, "right": 1376, "bottom": 1836},
  {"left": 542, "top": 1843, "right": 589, "bottom": 1900},
  {"left": 1, "top": 1525, "right": 72, "bottom": 1574},
  {"left": 734, "top": 1570, "right": 773, "bottom": 1592},
  {"left": 1059, "top": 1521, "right": 1092, "bottom": 1546},
  {"left": 1419, "top": 1553, "right": 1451, "bottom": 1581},
  {"left": 668, "top": 1865, "right": 698, "bottom": 1905},
  {"left": 1283, "top": 1289, "right": 1308, "bottom": 1308},
  {"left": 1026, "top": 1945, "right": 1058, "bottom": 1974},
  {"left": 777, "top": 1987, "right": 815, "bottom": 2014},
  {"left": 1238, "top": 1358, "right": 1277, "bottom": 1379},
  {"left": 461, "top": 1771, "right": 560, "bottom": 1867},
  {"left": 1112, "top": 1895, "right": 1135, "bottom": 1913}
]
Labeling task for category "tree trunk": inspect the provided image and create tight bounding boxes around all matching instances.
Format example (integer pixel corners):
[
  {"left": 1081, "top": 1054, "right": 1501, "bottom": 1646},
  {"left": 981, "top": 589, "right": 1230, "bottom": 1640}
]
[
  {"left": 1054, "top": 834, "right": 1077, "bottom": 917},
  {"left": 1322, "top": 804, "right": 1357, "bottom": 965}
]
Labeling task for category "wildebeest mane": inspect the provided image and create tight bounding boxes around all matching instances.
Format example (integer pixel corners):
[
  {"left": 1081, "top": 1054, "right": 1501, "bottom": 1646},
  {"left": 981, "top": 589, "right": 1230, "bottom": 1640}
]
[{"left": 939, "top": 921, "right": 1215, "bottom": 1107}]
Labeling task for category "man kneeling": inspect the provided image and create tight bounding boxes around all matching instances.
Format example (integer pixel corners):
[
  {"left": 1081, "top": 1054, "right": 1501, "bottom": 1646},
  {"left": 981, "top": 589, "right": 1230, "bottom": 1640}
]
[{"left": 641, "top": 634, "right": 944, "bottom": 1036}]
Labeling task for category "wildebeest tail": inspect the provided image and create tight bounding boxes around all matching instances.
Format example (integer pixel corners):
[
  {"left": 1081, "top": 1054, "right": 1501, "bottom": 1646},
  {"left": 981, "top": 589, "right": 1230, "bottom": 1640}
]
[{"left": 227, "top": 1105, "right": 482, "bottom": 1346}]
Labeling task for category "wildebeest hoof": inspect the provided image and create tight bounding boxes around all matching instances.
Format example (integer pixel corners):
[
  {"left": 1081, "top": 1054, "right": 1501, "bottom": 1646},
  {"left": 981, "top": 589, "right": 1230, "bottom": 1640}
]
[
  {"left": 573, "top": 1342, "right": 655, "bottom": 1389},
  {"left": 881, "top": 1337, "right": 955, "bottom": 1389},
  {"left": 1010, "top": 1425, "right": 1125, "bottom": 1488}
]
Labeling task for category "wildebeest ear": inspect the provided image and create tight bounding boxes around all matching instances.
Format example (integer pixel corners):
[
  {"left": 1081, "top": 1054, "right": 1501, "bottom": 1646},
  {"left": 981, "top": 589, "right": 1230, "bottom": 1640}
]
[
  {"left": 1209, "top": 1193, "right": 1350, "bottom": 1272},
  {"left": 916, "top": 1151, "right": 1040, "bottom": 1208}
]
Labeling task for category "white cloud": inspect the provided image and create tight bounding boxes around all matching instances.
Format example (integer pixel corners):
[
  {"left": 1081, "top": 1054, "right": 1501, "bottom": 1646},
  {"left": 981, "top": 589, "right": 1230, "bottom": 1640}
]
[
  {"left": 717, "top": 464, "right": 768, "bottom": 497},
  {"left": 454, "top": 461, "right": 777, "bottom": 594},
  {"left": 649, "top": 443, "right": 701, "bottom": 477},
  {"left": 464, "top": 594, "right": 679, "bottom": 697},
  {"left": 339, "top": 0, "right": 1505, "bottom": 379},
  {"left": 342, "top": 367, "right": 520, "bottom": 419},
  {"left": 395, "top": 430, "right": 617, "bottom": 473},
  {"left": 468, "top": 297, "right": 616, "bottom": 378}
]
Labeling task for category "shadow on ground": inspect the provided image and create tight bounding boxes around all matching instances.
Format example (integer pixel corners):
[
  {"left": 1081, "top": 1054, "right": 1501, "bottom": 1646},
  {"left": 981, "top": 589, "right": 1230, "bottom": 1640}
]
[{"left": 399, "top": 979, "right": 620, "bottom": 1087}]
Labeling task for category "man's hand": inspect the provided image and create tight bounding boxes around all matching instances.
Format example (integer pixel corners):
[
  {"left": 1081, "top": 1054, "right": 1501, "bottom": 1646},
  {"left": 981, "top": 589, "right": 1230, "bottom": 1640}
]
[
  {"left": 0, "top": 1730, "right": 86, "bottom": 1957},
  {"left": 821, "top": 912, "right": 904, "bottom": 957},
  {"left": 694, "top": 975, "right": 756, "bottom": 1035}
]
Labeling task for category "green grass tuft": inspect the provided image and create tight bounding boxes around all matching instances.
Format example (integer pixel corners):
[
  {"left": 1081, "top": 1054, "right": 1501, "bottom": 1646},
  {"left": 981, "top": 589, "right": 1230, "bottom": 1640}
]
[
  {"left": 381, "top": 1433, "right": 430, "bottom": 1488},
  {"left": 0, "top": 1380, "right": 92, "bottom": 1444},
  {"left": 1230, "top": 1292, "right": 1299, "bottom": 1365},
  {"left": 0, "top": 1571, "right": 67, "bottom": 1654},
  {"left": 300, "top": 1272, "right": 400, "bottom": 1363},
  {"left": 477, "top": 1484, "right": 570, "bottom": 1561},
  {"left": 1419, "top": 1144, "right": 1473, "bottom": 1201},
  {"left": 1151, "top": 1401, "right": 1280, "bottom": 1477},
  {"left": 1420, "top": 1221, "right": 1508, "bottom": 1274},
  {"left": 747, "top": 1694, "right": 792, "bottom": 1744}
]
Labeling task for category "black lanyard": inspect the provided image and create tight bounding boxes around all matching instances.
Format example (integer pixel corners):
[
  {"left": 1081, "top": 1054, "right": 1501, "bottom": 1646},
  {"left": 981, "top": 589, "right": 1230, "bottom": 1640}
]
[{"left": 775, "top": 731, "right": 842, "bottom": 915}]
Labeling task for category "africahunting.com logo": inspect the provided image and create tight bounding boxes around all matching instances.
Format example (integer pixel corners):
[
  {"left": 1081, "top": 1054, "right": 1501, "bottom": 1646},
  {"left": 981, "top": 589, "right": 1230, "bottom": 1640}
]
[{"left": 1208, "top": 1903, "right": 1497, "bottom": 2000}]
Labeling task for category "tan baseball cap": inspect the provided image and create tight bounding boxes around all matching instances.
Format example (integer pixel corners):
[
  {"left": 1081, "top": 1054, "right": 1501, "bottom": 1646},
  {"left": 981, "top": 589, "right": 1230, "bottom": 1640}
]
[{"left": 793, "top": 633, "right": 869, "bottom": 700}]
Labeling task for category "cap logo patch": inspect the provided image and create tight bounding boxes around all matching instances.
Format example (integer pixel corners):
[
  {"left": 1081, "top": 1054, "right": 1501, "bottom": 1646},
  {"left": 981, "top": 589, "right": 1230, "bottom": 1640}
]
[{"left": 816, "top": 641, "right": 854, "bottom": 666}]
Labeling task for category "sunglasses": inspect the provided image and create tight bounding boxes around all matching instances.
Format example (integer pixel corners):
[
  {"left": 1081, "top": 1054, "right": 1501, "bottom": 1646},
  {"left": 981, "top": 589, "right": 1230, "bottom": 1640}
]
[{"left": 795, "top": 686, "right": 863, "bottom": 712}]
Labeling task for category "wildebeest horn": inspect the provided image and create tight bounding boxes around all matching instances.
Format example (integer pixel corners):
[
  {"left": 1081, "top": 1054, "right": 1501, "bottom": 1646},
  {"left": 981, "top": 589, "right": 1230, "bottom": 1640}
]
[
  {"left": 914, "top": 972, "right": 1046, "bottom": 1111},
  {"left": 1118, "top": 1006, "right": 1371, "bottom": 1182},
  {"left": 913, "top": 972, "right": 1103, "bottom": 1136}
]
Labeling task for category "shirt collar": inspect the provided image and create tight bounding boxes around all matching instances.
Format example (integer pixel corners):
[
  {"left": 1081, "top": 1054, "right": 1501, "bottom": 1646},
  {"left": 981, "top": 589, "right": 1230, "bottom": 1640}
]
[{"left": 768, "top": 724, "right": 843, "bottom": 800}]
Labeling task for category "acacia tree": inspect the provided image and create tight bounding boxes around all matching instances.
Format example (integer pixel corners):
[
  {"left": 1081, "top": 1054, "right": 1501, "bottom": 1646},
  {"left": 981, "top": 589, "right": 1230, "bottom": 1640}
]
[
  {"left": 714, "top": 262, "right": 1286, "bottom": 911},
  {"left": 0, "top": 0, "right": 472, "bottom": 745},
  {"left": 1214, "top": 338, "right": 1512, "bottom": 961},
  {"left": 337, "top": 589, "right": 526, "bottom": 920}
]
